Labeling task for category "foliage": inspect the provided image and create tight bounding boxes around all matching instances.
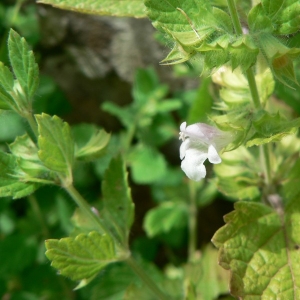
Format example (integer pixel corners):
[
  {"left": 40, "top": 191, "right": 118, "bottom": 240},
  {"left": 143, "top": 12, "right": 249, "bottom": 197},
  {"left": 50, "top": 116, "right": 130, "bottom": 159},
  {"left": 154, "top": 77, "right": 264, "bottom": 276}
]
[{"left": 1, "top": 0, "right": 300, "bottom": 299}]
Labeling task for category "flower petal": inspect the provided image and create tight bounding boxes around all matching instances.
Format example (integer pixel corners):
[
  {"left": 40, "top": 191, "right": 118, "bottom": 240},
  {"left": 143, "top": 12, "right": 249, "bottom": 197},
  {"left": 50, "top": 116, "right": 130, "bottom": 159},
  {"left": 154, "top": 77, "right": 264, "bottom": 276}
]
[
  {"left": 180, "top": 122, "right": 187, "bottom": 132},
  {"left": 207, "top": 144, "right": 221, "bottom": 164},
  {"left": 180, "top": 139, "right": 190, "bottom": 159},
  {"left": 181, "top": 148, "right": 207, "bottom": 181}
]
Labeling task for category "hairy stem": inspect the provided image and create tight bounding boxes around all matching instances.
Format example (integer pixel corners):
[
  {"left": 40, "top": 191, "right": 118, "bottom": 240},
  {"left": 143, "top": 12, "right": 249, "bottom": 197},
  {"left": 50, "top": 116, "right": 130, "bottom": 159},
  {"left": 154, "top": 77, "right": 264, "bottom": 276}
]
[
  {"left": 126, "top": 256, "right": 169, "bottom": 300},
  {"left": 226, "top": 0, "right": 243, "bottom": 35},
  {"left": 25, "top": 112, "right": 39, "bottom": 137},
  {"left": 64, "top": 184, "right": 110, "bottom": 236},
  {"left": 227, "top": 0, "right": 271, "bottom": 193},
  {"left": 188, "top": 181, "right": 197, "bottom": 262},
  {"left": 227, "top": 0, "right": 262, "bottom": 109}
]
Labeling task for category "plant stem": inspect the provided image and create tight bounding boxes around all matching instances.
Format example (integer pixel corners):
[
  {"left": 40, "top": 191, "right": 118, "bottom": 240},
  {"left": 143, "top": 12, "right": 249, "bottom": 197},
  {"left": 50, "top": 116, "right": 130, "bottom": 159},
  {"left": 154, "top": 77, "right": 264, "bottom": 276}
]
[
  {"left": 64, "top": 184, "right": 109, "bottom": 236},
  {"left": 227, "top": 0, "right": 272, "bottom": 192},
  {"left": 245, "top": 69, "right": 262, "bottom": 109},
  {"left": 25, "top": 112, "right": 39, "bottom": 137},
  {"left": 226, "top": 0, "right": 243, "bottom": 35},
  {"left": 126, "top": 256, "right": 169, "bottom": 300},
  {"left": 227, "top": 0, "right": 262, "bottom": 109},
  {"left": 188, "top": 181, "right": 197, "bottom": 262}
]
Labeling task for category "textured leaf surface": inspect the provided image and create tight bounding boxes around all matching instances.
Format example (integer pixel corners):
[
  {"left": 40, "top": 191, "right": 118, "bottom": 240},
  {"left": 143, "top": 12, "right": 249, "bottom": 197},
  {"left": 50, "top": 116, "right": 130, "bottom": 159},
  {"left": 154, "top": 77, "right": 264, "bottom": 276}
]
[
  {"left": 145, "top": 0, "right": 234, "bottom": 67},
  {"left": 36, "top": 113, "right": 74, "bottom": 180},
  {"left": 8, "top": 29, "right": 39, "bottom": 100},
  {"left": 37, "top": 0, "right": 146, "bottom": 18},
  {"left": 9, "top": 134, "right": 54, "bottom": 183},
  {"left": 45, "top": 231, "right": 118, "bottom": 281},
  {"left": 212, "top": 200, "right": 300, "bottom": 299},
  {"left": 0, "top": 151, "right": 38, "bottom": 199},
  {"left": 102, "top": 156, "right": 134, "bottom": 246}
]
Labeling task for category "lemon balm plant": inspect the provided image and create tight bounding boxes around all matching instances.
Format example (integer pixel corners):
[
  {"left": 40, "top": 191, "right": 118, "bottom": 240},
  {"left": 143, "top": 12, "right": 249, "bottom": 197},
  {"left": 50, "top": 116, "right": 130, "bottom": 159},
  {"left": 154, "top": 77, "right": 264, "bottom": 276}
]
[{"left": 1, "top": 0, "right": 300, "bottom": 299}]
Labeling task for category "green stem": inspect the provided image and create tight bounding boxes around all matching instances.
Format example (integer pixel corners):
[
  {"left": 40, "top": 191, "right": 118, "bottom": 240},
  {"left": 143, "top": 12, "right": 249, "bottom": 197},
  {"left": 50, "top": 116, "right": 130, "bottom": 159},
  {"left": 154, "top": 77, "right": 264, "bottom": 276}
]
[
  {"left": 25, "top": 112, "right": 39, "bottom": 137},
  {"left": 245, "top": 69, "right": 262, "bottom": 109},
  {"left": 227, "top": 0, "right": 272, "bottom": 193},
  {"left": 64, "top": 184, "right": 110, "bottom": 236},
  {"left": 66, "top": 184, "right": 168, "bottom": 299},
  {"left": 227, "top": 0, "right": 262, "bottom": 109},
  {"left": 188, "top": 181, "right": 197, "bottom": 262},
  {"left": 126, "top": 257, "right": 169, "bottom": 300},
  {"left": 226, "top": 0, "right": 243, "bottom": 35}
]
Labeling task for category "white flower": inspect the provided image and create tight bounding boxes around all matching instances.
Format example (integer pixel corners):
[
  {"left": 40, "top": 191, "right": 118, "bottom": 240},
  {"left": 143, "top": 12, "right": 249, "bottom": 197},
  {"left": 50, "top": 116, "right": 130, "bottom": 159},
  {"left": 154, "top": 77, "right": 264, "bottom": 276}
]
[{"left": 179, "top": 122, "right": 231, "bottom": 181}]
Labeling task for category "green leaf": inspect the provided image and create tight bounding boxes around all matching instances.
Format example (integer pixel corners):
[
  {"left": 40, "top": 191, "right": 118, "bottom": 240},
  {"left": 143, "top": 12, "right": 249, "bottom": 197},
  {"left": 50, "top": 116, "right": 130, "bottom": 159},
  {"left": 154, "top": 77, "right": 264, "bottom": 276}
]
[
  {"left": 0, "top": 151, "right": 38, "bottom": 199},
  {"left": 261, "top": 0, "right": 300, "bottom": 34},
  {"left": 8, "top": 29, "right": 39, "bottom": 100},
  {"left": 145, "top": 0, "right": 235, "bottom": 69},
  {"left": 212, "top": 199, "right": 300, "bottom": 299},
  {"left": 246, "top": 110, "right": 300, "bottom": 147},
  {"left": 0, "top": 62, "right": 14, "bottom": 91},
  {"left": 214, "top": 147, "right": 261, "bottom": 201},
  {"left": 9, "top": 134, "right": 54, "bottom": 183},
  {"left": 0, "top": 84, "right": 16, "bottom": 110},
  {"left": 128, "top": 144, "right": 167, "bottom": 184},
  {"left": 37, "top": 0, "right": 146, "bottom": 18},
  {"left": 143, "top": 202, "right": 188, "bottom": 237},
  {"left": 248, "top": 4, "right": 273, "bottom": 33},
  {"left": 45, "top": 231, "right": 118, "bottom": 282},
  {"left": 36, "top": 113, "right": 74, "bottom": 181},
  {"left": 75, "top": 128, "right": 110, "bottom": 161},
  {"left": 102, "top": 102, "right": 133, "bottom": 128},
  {"left": 101, "top": 156, "right": 134, "bottom": 246},
  {"left": 185, "top": 245, "right": 229, "bottom": 300}
]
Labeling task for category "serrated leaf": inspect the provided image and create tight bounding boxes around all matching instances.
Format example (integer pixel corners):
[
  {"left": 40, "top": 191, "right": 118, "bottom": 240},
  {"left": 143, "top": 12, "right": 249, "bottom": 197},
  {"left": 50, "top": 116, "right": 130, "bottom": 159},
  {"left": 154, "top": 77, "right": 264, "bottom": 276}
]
[
  {"left": 8, "top": 29, "right": 39, "bottom": 100},
  {"left": 212, "top": 200, "right": 300, "bottom": 299},
  {"left": 0, "top": 151, "right": 38, "bottom": 199},
  {"left": 246, "top": 110, "right": 300, "bottom": 147},
  {"left": 75, "top": 129, "right": 110, "bottom": 161},
  {"left": 145, "top": 0, "right": 237, "bottom": 70},
  {"left": 45, "top": 231, "right": 118, "bottom": 282},
  {"left": 128, "top": 144, "right": 167, "bottom": 184},
  {"left": 9, "top": 134, "right": 54, "bottom": 183},
  {"left": 37, "top": 0, "right": 146, "bottom": 18},
  {"left": 143, "top": 202, "right": 188, "bottom": 237},
  {"left": 101, "top": 156, "right": 134, "bottom": 246},
  {"left": 36, "top": 113, "right": 74, "bottom": 181},
  {"left": 261, "top": 0, "right": 300, "bottom": 34},
  {"left": 0, "top": 62, "right": 14, "bottom": 91}
]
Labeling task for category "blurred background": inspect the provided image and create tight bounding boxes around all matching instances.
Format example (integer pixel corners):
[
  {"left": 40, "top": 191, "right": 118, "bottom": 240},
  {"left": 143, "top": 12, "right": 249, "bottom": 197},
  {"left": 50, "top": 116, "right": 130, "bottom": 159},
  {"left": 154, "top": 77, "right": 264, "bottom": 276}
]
[{"left": 0, "top": 0, "right": 235, "bottom": 299}]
